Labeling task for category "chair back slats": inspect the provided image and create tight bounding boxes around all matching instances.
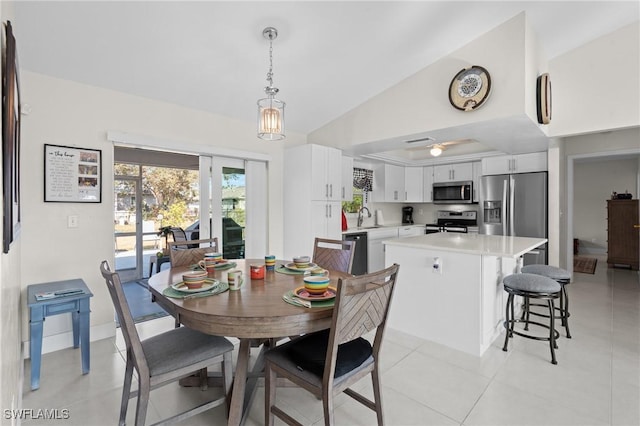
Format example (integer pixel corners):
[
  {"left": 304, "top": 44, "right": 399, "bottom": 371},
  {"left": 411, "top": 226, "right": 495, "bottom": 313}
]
[
  {"left": 99, "top": 261, "right": 148, "bottom": 373},
  {"left": 312, "top": 238, "right": 356, "bottom": 274},
  {"left": 168, "top": 238, "right": 219, "bottom": 267},
  {"left": 334, "top": 277, "right": 395, "bottom": 345},
  {"left": 324, "top": 264, "right": 399, "bottom": 383}
]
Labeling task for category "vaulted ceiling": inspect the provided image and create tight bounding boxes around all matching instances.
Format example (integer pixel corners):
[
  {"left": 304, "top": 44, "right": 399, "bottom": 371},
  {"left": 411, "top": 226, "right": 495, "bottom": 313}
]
[{"left": 13, "top": 1, "right": 638, "bottom": 139}]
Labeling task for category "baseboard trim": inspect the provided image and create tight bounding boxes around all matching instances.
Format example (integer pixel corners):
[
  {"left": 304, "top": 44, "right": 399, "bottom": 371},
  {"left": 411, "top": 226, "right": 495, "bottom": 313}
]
[{"left": 22, "top": 322, "right": 116, "bottom": 359}]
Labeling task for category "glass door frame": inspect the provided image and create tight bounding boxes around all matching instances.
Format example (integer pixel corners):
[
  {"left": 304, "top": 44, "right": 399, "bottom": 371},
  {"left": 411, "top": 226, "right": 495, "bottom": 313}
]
[{"left": 114, "top": 170, "right": 143, "bottom": 282}]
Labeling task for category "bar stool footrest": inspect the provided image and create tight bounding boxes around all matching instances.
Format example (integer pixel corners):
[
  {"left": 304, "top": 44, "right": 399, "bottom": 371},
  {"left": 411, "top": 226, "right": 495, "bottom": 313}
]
[{"left": 504, "top": 319, "right": 560, "bottom": 342}]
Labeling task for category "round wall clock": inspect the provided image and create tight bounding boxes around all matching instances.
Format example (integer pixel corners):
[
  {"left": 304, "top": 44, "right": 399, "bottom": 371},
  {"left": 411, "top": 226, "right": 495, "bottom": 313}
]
[
  {"left": 536, "top": 73, "right": 552, "bottom": 124},
  {"left": 448, "top": 65, "right": 491, "bottom": 111}
]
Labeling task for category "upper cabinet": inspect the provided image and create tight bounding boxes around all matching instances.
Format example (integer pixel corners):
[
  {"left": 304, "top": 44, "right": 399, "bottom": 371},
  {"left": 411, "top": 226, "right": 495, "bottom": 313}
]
[
  {"left": 374, "top": 164, "right": 425, "bottom": 202},
  {"left": 308, "top": 144, "right": 342, "bottom": 201},
  {"left": 481, "top": 152, "right": 547, "bottom": 176},
  {"left": 433, "top": 162, "right": 473, "bottom": 183},
  {"left": 423, "top": 166, "right": 434, "bottom": 202},
  {"left": 472, "top": 161, "right": 481, "bottom": 202},
  {"left": 341, "top": 156, "right": 353, "bottom": 201},
  {"left": 373, "top": 164, "right": 405, "bottom": 202},
  {"left": 404, "top": 167, "right": 424, "bottom": 203}
]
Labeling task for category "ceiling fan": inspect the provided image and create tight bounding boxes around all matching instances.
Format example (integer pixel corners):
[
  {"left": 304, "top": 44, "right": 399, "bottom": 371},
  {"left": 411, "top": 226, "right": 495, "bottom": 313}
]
[{"left": 405, "top": 138, "right": 475, "bottom": 157}]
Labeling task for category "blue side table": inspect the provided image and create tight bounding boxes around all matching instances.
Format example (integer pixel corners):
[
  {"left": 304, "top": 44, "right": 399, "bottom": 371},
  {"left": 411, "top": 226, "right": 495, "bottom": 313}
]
[{"left": 27, "top": 279, "right": 93, "bottom": 390}]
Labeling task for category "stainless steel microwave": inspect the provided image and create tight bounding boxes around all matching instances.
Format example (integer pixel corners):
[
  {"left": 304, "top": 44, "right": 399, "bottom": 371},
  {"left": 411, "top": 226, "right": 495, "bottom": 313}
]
[{"left": 433, "top": 181, "right": 474, "bottom": 204}]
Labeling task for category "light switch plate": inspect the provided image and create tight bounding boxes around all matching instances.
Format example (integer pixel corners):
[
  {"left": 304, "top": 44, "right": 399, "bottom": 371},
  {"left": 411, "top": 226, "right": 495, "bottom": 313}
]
[{"left": 68, "top": 215, "right": 78, "bottom": 228}]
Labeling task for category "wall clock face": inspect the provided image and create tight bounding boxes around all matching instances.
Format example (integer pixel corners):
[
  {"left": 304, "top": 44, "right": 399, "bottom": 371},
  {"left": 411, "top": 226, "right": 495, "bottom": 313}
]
[
  {"left": 448, "top": 65, "right": 491, "bottom": 111},
  {"left": 536, "top": 73, "right": 552, "bottom": 125}
]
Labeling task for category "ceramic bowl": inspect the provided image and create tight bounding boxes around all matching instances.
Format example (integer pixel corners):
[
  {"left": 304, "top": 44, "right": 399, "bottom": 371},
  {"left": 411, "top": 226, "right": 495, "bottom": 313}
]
[
  {"left": 303, "top": 276, "right": 330, "bottom": 295},
  {"left": 293, "top": 255, "right": 311, "bottom": 269},
  {"left": 182, "top": 271, "right": 207, "bottom": 289}
]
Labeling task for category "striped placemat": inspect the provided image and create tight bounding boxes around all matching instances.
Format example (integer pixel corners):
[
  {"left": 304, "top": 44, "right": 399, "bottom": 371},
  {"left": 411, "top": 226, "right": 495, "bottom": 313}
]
[{"left": 276, "top": 265, "right": 306, "bottom": 275}]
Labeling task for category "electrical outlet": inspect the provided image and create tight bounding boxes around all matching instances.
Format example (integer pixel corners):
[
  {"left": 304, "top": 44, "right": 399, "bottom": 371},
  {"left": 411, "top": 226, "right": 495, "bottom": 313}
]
[
  {"left": 68, "top": 215, "right": 78, "bottom": 228},
  {"left": 432, "top": 257, "right": 442, "bottom": 274}
]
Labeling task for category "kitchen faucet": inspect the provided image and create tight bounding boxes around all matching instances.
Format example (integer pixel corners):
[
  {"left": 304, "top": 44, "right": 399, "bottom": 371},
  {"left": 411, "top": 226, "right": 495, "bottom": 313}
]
[{"left": 357, "top": 206, "right": 371, "bottom": 228}]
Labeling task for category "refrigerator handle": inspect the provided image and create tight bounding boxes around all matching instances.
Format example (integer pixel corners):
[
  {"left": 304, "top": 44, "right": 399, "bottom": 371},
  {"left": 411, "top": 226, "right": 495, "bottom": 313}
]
[
  {"left": 509, "top": 177, "right": 515, "bottom": 235},
  {"left": 502, "top": 179, "right": 508, "bottom": 236}
]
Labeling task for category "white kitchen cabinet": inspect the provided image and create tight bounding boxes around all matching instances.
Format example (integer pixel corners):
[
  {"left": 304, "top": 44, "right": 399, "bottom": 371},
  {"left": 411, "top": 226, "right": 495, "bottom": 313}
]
[
  {"left": 481, "top": 152, "right": 547, "bottom": 176},
  {"left": 341, "top": 156, "right": 353, "bottom": 201},
  {"left": 310, "top": 200, "right": 342, "bottom": 242},
  {"left": 367, "top": 227, "right": 399, "bottom": 273},
  {"left": 433, "top": 162, "right": 473, "bottom": 182},
  {"left": 398, "top": 225, "right": 424, "bottom": 237},
  {"left": 308, "top": 144, "right": 342, "bottom": 201},
  {"left": 373, "top": 164, "right": 405, "bottom": 202},
  {"left": 404, "top": 167, "right": 424, "bottom": 202},
  {"left": 472, "top": 161, "right": 481, "bottom": 202},
  {"left": 423, "top": 166, "right": 434, "bottom": 202},
  {"left": 283, "top": 144, "right": 344, "bottom": 258}
]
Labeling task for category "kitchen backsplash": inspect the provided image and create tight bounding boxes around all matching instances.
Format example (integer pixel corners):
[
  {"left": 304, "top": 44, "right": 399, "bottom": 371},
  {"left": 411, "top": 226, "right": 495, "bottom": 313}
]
[{"left": 344, "top": 202, "right": 479, "bottom": 229}]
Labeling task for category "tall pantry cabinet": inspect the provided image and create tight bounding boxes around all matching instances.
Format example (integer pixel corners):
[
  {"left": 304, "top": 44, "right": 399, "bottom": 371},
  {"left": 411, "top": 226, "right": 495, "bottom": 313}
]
[
  {"left": 284, "top": 144, "right": 343, "bottom": 259},
  {"left": 607, "top": 199, "right": 639, "bottom": 270}
]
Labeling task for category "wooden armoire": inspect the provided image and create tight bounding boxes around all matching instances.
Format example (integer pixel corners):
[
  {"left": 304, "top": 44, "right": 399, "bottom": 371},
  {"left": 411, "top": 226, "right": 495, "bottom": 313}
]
[{"left": 607, "top": 199, "right": 639, "bottom": 270}]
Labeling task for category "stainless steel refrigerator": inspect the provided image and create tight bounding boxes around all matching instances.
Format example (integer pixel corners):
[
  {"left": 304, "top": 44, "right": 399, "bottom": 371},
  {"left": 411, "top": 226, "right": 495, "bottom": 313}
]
[{"left": 479, "top": 172, "right": 548, "bottom": 265}]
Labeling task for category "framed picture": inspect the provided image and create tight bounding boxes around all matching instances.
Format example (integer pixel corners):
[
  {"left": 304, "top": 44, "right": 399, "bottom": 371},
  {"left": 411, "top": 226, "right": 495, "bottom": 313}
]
[
  {"left": 44, "top": 144, "right": 102, "bottom": 203},
  {"left": 3, "top": 21, "right": 21, "bottom": 253}
]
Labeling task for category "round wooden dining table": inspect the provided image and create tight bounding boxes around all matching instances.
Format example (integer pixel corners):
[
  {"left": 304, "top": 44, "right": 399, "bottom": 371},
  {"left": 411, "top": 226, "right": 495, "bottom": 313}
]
[{"left": 147, "top": 259, "right": 350, "bottom": 426}]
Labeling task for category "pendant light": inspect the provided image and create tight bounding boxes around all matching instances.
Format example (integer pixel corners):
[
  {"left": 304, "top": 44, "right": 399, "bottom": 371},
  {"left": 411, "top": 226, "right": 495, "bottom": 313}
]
[{"left": 257, "top": 27, "right": 285, "bottom": 140}]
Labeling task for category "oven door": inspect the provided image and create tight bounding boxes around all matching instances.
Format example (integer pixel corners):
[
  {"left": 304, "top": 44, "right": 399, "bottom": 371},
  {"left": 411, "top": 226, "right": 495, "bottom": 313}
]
[{"left": 425, "top": 225, "right": 441, "bottom": 234}]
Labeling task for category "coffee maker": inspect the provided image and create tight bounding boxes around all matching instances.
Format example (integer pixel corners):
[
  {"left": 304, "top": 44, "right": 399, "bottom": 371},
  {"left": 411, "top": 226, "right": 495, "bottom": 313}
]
[{"left": 402, "top": 206, "right": 414, "bottom": 224}]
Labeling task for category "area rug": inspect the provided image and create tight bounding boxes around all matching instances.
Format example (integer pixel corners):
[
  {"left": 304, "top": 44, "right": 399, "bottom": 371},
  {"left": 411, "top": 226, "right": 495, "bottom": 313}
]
[
  {"left": 117, "top": 279, "right": 169, "bottom": 326},
  {"left": 574, "top": 256, "right": 597, "bottom": 274}
]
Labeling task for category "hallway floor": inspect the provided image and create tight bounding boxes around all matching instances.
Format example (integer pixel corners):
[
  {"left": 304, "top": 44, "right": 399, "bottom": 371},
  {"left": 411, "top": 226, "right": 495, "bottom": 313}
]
[{"left": 22, "top": 257, "right": 639, "bottom": 425}]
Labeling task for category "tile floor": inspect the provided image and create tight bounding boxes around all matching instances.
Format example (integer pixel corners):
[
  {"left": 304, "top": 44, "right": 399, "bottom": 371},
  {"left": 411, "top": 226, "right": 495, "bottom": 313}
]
[{"left": 22, "top": 256, "right": 639, "bottom": 425}]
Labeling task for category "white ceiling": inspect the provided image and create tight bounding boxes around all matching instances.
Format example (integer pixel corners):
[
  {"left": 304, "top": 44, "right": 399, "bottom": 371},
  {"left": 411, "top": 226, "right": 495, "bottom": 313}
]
[{"left": 12, "top": 1, "right": 639, "bottom": 162}]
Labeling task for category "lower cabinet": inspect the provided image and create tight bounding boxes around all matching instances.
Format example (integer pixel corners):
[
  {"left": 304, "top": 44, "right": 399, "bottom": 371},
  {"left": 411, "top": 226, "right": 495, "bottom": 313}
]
[{"left": 367, "top": 228, "right": 399, "bottom": 273}]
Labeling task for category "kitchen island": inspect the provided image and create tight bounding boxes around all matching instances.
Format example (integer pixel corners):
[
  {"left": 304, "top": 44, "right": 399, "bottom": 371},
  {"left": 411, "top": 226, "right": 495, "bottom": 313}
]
[{"left": 383, "top": 233, "right": 547, "bottom": 356}]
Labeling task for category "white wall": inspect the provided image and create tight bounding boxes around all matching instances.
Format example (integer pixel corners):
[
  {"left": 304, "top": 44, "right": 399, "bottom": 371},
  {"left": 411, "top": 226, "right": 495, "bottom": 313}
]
[
  {"left": 574, "top": 158, "right": 639, "bottom": 254},
  {"left": 308, "top": 13, "right": 529, "bottom": 148},
  {"left": 549, "top": 22, "right": 639, "bottom": 137},
  {"left": 19, "top": 71, "right": 303, "bottom": 351}
]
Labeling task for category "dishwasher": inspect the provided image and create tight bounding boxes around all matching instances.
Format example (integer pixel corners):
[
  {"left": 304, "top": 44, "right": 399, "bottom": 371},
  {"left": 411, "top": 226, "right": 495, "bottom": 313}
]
[{"left": 343, "top": 232, "right": 368, "bottom": 275}]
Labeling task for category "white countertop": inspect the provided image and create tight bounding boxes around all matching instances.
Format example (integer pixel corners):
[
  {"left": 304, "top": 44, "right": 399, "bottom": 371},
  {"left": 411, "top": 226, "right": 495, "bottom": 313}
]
[{"left": 383, "top": 233, "right": 547, "bottom": 258}]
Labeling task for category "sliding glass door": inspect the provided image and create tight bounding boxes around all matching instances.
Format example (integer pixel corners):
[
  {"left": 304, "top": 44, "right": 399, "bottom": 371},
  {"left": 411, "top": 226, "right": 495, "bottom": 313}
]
[{"left": 199, "top": 156, "right": 267, "bottom": 259}]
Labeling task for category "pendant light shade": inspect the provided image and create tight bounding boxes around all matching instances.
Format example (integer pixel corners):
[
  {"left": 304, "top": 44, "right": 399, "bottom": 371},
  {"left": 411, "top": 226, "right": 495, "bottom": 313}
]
[
  {"left": 257, "top": 27, "right": 285, "bottom": 140},
  {"left": 258, "top": 97, "right": 285, "bottom": 140}
]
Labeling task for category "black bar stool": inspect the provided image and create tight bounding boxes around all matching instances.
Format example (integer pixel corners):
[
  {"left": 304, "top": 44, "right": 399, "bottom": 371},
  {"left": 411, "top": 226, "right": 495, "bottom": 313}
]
[
  {"left": 521, "top": 264, "right": 572, "bottom": 338},
  {"left": 502, "top": 273, "right": 561, "bottom": 364}
]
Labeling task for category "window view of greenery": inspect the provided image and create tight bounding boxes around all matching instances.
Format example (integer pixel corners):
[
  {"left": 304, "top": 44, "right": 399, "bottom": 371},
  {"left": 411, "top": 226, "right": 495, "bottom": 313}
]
[
  {"left": 114, "top": 163, "right": 246, "bottom": 260},
  {"left": 114, "top": 163, "right": 199, "bottom": 253},
  {"left": 342, "top": 190, "right": 364, "bottom": 213}
]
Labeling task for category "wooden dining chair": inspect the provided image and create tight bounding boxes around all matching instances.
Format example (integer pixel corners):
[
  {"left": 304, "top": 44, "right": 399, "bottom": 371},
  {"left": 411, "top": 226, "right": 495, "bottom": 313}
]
[
  {"left": 264, "top": 263, "right": 400, "bottom": 426},
  {"left": 100, "top": 261, "right": 234, "bottom": 426},
  {"left": 168, "top": 237, "right": 219, "bottom": 267},
  {"left": 312, "top": 237, "right": 356, "bottom": 274}
]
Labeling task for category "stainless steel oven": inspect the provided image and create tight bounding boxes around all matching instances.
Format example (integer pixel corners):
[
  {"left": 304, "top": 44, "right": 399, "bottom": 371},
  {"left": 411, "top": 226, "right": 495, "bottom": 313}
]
[{"left": 425, "top": 211, "right": 477, "bottom": 234}]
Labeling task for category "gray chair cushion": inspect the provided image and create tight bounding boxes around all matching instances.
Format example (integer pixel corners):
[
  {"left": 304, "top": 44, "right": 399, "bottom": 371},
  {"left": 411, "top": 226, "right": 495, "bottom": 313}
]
[
  {"left": 521, "top": 264, "right": 570, "bottom": 281},
  {"left": 142, "top": 327, "right": 233, "bottom": 376},
  {"left": 504, "top": 273, "right": 561, "bottom": 294}
]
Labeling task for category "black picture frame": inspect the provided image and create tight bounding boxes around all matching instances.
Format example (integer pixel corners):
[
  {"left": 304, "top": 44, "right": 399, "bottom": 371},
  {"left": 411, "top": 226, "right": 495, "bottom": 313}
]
[
  {"left": 3, "top": 21, "right": 21, "bottom": 254},
  {"left": 44, "top": 144, "right": 102, "bottom": 203}
]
